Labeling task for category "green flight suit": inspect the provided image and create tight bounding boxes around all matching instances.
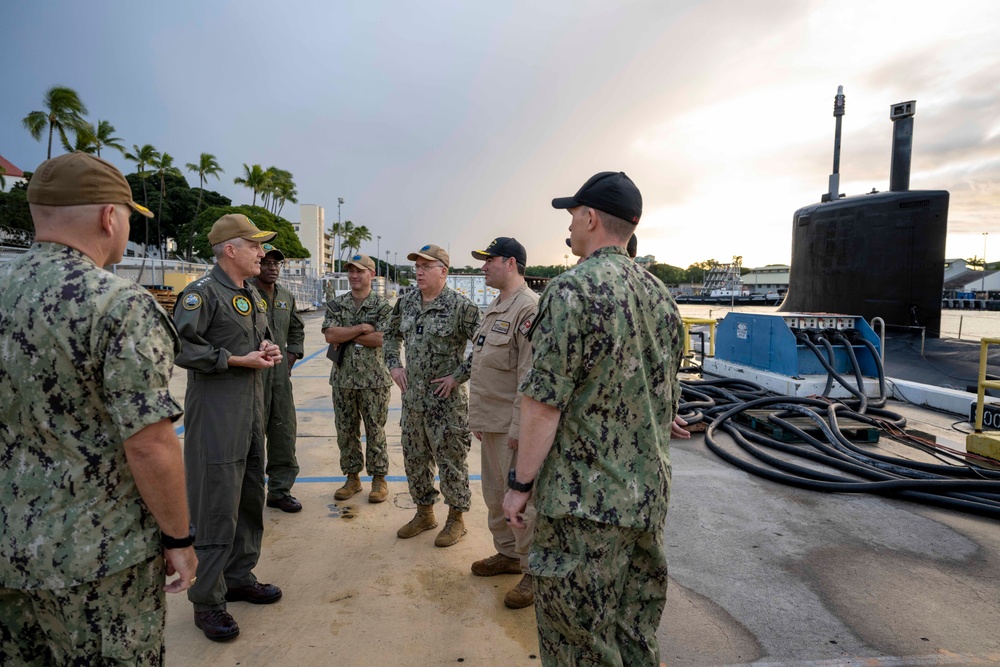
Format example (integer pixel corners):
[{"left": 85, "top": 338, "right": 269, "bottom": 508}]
[
  {"left": 251, "top": 279, "right": 305, "bottom": 501},
  {"left": 173, "top": 264, "right": 271, "bottom": 612}
]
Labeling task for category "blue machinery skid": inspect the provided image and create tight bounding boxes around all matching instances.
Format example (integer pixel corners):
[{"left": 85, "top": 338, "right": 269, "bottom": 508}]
[{"left": 702, "top": 312, "right": 883, "bottom": 400}]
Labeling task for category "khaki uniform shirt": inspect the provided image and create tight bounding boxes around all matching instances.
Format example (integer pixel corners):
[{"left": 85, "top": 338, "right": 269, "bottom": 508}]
[
  {"left": 321, "top": 290, "right": 393, "bottom": 389},
  {"left": 468, "top": 282, "right": 539, "bottom": 439},
  {"left": 384, "top": 286, "right": 481, "bottom": 413},
  {"left": 520, "top": 246, "right": 684, "bottom": 532},
  {"left": 0, "top": 243, "right": 182, "bottom": 589}
]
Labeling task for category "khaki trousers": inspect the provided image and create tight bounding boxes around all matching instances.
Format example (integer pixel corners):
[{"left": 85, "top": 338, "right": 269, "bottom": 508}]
[{"left": 481, "top": 432, "right": 536, "bottom": 572}]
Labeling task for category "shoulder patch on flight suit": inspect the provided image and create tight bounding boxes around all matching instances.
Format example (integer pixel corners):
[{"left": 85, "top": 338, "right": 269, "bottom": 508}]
[
  {"left": 491, "top": 320, "right": 511, "bottom": 335},
  {"left": 518, "top": 315, "right": 534, "bottom": 336},
  {"left": 255, "top": 297, "right": 267, "bottom": 312},
  {"left": 233, "top": 295, "right": 252, "bottom": 316},
  {"left": 182, "top": 293, "right": 202, "bottom": 311}
]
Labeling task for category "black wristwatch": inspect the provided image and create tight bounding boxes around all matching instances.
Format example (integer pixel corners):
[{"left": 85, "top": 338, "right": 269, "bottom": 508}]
[
  {"left": 161, "top": 523, "right": 196, "bottom": 549},
  {"left": 507, "top": 469, "right": 534, "bottom": 493}
]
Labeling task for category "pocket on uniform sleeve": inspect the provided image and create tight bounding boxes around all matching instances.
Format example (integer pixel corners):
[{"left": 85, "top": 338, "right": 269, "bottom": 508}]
[{"left": 101, "top": 609, "right": 163, "bottom": 661}]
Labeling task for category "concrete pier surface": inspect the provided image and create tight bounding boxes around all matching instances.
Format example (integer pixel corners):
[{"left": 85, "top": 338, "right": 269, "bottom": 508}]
[{"left": 164, "top": 312, "right": 1000, "bottom": 666}]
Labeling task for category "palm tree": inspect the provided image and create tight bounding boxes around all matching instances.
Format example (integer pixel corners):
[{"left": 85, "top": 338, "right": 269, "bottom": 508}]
[
  {"left": 233, "top": 163, "right": 272, "bottom": 207},
  {"left": 274, "top": 179, "right": 298, "bottom": 218},
  {"left": 22, "top": 86, "right": 89, "bottom": 159},
  {"left": 185, "top": 153, "right": 224, "bottom": 259},
  {"left": 151, "top": 153, "right": 182, "bottom": 260},
  {"left": 345, "top": 224, "right": 372, "bottom": 259},
  {"left": 124, "top": 144, "right": 160, "bottom": 282},
  {"left": 60, "top": 121, "right": 97, "bottom": 154},
  {"left": 92, "top": 120, "right": 125, "bottom": 158},
  {"left": 335, "top": 220, "right": 356, "bottom": 264},
  {"left": 124, "top": 143, "right": 160, "bottom": 208}
]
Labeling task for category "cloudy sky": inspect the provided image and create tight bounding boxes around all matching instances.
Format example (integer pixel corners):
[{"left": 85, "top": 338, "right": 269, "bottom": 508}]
[{"left": 3, "top": 0, "right": 998, "bottom": 269}]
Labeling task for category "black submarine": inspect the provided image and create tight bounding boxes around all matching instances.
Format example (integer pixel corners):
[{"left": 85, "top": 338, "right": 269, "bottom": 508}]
[{"left": 778, "top": 87, "right": 949, "bottom": 337}]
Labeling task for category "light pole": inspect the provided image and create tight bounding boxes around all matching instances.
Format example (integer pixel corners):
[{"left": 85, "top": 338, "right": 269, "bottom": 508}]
[
  {"left": 394, "top": 252, "right": 398, "bottom": 283},
  {"left": 336, "top": 197, "right": 344, "bottom": 273},
  {"left": 984, "top": 232, "right": 989, "bottom": 293},
  {"left": 386, "top": 250, "right": 390, "bottom": 283},
  {"left": 376, "top": 235, "right": 381, "bottom": 280}
]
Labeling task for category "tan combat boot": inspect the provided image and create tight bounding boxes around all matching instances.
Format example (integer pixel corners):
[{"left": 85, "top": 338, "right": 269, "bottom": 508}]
[
  {"left": 334, "top": 473, "right": 362, "bottom": 500},
  {"left": 504, "top": 574, "right": 534, "bottom": 609},
  {"left": 434, "top": 507, "right": 467, "bottom": 547},
  {"left": 397, "top": 505, "right": 437, "bottom": 538},
  {"left": 369, "top": 475, "right": 388, "bottom": 503}
]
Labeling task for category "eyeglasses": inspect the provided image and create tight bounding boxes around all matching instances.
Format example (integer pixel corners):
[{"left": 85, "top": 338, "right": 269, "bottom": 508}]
[
  {"left": 414, "top": 263, "right": 444, "bottom": 273},
  {"left": 261, "top": 261, "right": 283, "bottom": 268}
]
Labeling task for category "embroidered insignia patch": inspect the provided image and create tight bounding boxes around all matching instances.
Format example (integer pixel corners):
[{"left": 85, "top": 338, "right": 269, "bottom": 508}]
[
  {"left": 182, "top": 293, "right": 202, "bottom": 311},
  {"left": 476, "top": 334, "right": 486, "bottom": 346},
  {"left": 256, "top": 298, "right": 267, "bottom": 312},
  {"left": 233, "top": 295, "right": 252, "bottom": 316},
  {"left": 491, "top": 320, "right": 511, "bottom": 335},
  {"left": 276, "top": 300, "right": 289, "bottom": 310},
  {"left": 519, "top": 317, "right": 533, "bottom": 336}
]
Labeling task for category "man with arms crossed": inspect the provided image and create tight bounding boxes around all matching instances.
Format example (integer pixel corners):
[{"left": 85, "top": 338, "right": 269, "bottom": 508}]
[
  {"left": 467, "top": 237, "right": 539, "bottom": 609},
  {"left": 173, "top": 214, "right": 283, "bottom": 641},
  {"left": 503, "top": 172, "right": 684, "bottom": 665},
  {"left": 0, "top": 152, "right": 196, "bottom": 663},
  {"left": 322, "top": 253, "right": 394, "bottom": 503}
]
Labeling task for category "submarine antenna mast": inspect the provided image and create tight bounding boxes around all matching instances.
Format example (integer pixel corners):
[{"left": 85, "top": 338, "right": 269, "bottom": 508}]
[{"left": 823, "top": 85, "right": 846, "bottom": 203}]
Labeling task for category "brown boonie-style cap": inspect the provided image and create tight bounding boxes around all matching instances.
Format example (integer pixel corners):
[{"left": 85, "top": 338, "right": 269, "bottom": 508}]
[
  {"left": 207, "top": 214, "right": 277, "bottom": 245},
  {"left": 407, "top": 243, "right": 449, "bottom": 266},
  {"left": 27, "top": 151, "right": 154, "bottom": 218}
]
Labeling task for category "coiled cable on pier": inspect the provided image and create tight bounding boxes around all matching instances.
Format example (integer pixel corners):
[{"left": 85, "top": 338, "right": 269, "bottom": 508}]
[{"left": 682, "top": 333, "right": 1000, "bottom": 520}]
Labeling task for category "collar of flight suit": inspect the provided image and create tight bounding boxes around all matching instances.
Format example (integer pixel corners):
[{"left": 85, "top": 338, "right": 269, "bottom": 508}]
[{"left": 211, "top": 263, "right": 252, "bottom": 292}]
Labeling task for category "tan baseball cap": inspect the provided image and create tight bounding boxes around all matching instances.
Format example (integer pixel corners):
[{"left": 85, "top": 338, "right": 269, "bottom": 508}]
[
  {"left": 346, "top": 253, "right": 376, "bottom": 272},
  {"left": 407, "top": 243, "right": 449, "bottom": 266},
  {"left": 27, "top": 151, "right": 153, "bottom": 218},
  {"left": 208, "top": 213, "right": 277, "bottom": 245}
]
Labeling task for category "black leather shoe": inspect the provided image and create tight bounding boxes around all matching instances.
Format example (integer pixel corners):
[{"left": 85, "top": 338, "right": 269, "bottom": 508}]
[
  {"left": 194, "top": 609, "right": 240, "bottom": 642},
  {"left": 224, "top": 582, "right": 282, "bottom": 604},
  {"left": 266, "top": 495, "right": 303, "bottom": 513}
]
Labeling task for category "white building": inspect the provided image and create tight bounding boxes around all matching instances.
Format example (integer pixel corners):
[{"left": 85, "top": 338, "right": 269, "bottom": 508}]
[
  {"left": 286, "top": 204, "right": 326, "bottom": 278},
  {"left": 743, "top": 264, "right": 790, "bottom": 293}
]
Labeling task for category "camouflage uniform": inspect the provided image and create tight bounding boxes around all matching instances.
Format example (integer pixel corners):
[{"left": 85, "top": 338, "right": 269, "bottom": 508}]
[
  {"left": 384, "top": 286, "right": 482, "bottom": 511},
  {"left": 0, "top": 243, "right": 182, "bottom": 664},
  {"left": 468, "top": 283, "right": 539, "bottom": 571},
  {"left": 322, "top": 291, "right": 394, "bottom": 476},
  {"left": 520, "top": 246, "right": 683, "bottom": 666},
  {"left": 251, "top": 279, "right": 305, "bottom": 501},
  {"left": 173, "top": 264, "right": 271, "bottom": 612}
]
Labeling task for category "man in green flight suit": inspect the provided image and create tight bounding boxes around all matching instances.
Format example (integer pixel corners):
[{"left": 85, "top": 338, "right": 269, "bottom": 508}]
[
  {"left": 173, "top": 214, "right": 285, "bottom": 642},
  {"left": 384, "top": 244, "right": 482, "bottom": 547},
  {"left": 0, "top": 152, "right": 197, "bottom": 664},
  {"left": 503, "top": 172, "right": 684, "bottom": 666},
  {"left": 251, "top": 244, "right": 306, "bottom": 513},
  {"left": 321, "top": 253, "right": 394, "bottom": 503}
]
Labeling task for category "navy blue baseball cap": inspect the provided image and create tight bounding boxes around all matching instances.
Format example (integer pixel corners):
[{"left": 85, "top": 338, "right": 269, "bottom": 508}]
[
  {"left": 552, "top": 171, "right": 642, "bottom": 224},
  {"left": 471, "top": 237, "right": 527, "bottom": 266}
]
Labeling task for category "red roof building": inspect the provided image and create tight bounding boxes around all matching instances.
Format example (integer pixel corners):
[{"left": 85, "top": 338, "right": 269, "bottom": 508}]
[{"left": 0, "top": 154, "right": 25, "bottom": 178}]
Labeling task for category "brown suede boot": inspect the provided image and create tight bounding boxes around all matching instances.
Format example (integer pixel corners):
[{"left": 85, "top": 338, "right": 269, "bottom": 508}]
[
  {"left": 334, "top": 473, "right": 362, "bottom": 500},
  {"left": 434, "top": 507, "right": 467, "bottom": 547},
  {"left": 368, "top": 475, "right": 388, "bottom": 503},
  {"left": 397, "top": 505, "right": 437, "bottom": 538},
  {"left": 504, "top": 574, "right": 534, "bottom": 609}
]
